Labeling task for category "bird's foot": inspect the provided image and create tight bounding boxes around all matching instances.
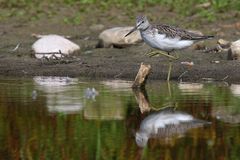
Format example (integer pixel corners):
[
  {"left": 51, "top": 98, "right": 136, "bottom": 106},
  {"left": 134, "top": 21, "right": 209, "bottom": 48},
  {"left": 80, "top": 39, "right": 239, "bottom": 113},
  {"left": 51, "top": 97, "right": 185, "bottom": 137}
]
[{"left": 146, "top": 51, "right": 178, "bottom": 60}]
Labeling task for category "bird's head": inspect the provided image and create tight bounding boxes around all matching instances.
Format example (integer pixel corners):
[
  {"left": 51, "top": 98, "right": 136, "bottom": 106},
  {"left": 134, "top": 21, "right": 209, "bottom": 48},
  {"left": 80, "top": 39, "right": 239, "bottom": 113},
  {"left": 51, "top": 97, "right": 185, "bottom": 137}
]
[
  {"left": 135, "top": 131, "right": 149, "bottom": 147},
  {"left": 125, "top": 15, "right": 150, "bottom": 37},
  {"left": 136, "top": 15, "right": 150, "bottom": 30}
]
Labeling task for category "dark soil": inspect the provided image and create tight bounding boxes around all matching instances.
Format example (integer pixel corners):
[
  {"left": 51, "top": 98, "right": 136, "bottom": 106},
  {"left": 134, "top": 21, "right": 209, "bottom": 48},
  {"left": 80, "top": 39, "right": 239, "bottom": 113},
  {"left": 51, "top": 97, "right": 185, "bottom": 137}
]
[{"left": 1, "top": 6, "right": 240, "bottom": 82}]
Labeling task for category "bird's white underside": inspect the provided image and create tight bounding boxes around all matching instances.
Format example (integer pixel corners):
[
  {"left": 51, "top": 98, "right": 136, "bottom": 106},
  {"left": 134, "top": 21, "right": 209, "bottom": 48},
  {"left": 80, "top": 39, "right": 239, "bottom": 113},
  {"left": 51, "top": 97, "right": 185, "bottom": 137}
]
[
  {"left": 141, "top": 113, "right": 194, "bottom": 133},
  {"left": 135, "top": 112, "right": 195, "bottom": 147},
  {"left": 141, "top": 31, "right": 194, "bottom": 52}
]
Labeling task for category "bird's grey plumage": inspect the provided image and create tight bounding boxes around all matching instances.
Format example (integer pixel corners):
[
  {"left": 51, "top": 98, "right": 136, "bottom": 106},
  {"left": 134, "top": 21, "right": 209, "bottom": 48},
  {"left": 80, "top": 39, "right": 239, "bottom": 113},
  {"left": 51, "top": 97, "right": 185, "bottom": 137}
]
[
  {"left": 135, "top": 107, "right": 211, "bottom": 147},
  {"left": 154, "top": 24, "right": 214, "bottom": 40}
]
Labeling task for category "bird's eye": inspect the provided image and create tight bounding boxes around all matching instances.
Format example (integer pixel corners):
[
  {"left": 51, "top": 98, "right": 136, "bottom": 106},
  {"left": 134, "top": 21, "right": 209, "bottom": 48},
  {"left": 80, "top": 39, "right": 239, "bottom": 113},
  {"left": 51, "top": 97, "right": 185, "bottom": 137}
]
[{"left": 142, "top": 21, "right": 145, "bottom": 23}]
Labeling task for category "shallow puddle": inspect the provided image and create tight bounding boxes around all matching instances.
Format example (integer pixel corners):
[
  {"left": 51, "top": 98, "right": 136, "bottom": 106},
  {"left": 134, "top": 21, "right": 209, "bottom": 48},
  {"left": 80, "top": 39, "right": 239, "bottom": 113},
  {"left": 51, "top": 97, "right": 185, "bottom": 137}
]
[{"left": 0, "top": 77, "right": 239, "bottom": 160}]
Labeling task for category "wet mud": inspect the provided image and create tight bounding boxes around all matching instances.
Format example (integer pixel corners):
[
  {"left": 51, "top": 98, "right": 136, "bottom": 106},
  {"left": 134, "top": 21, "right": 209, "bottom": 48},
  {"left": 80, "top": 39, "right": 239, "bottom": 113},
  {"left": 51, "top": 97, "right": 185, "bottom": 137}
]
[{"left": 0, "top": 10, "right": 240, "bottom": 83}]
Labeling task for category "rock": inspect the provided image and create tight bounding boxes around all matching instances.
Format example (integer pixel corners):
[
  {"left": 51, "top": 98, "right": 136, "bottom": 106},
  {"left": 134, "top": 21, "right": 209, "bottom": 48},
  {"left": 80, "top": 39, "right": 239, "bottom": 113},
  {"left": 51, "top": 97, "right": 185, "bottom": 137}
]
[
  {"left": 228, "top": 39, "right": 240, "bottom": 60},
  {"left": 180, "top": 61, "right": 194, "bottom": 67},
  {"left": 210, "top": 60, "right": 220, "bottom": 64},
  {"left": 32, "top": 34, "right": 80, "bottom": 59},
  {"left": 90, "top": 24, "right": 104, "bottom": 31},
  {"left": 217, "top": 39, "right": 231, "bottom": 49},
  {"left": 84, "top": 50, "right": 93, "bottom": 54},
  {"left": 97, "top": 26, "right": 142, "bottom": 48}
]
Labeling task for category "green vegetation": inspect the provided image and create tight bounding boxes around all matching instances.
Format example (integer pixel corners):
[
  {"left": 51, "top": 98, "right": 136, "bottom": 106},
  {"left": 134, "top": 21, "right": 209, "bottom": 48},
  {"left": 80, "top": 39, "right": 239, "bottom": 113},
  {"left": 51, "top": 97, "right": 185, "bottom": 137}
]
[{"left": 0, "top": 0, "right": 239, "bottom": 23}]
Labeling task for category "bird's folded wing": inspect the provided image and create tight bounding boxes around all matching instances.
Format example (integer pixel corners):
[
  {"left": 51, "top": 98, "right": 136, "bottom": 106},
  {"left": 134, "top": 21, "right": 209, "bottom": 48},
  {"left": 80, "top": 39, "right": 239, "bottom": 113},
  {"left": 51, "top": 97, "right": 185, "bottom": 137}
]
[{"left": 155, "top": 24, "right": 212, "bottom": 40}]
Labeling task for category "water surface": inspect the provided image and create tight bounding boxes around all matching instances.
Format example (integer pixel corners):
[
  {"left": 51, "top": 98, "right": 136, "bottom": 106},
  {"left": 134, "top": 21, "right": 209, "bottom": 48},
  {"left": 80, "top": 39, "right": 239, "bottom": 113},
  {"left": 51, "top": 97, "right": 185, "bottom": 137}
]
[{"left": 0, "top": 77, "right": 239, "bottom": 160}]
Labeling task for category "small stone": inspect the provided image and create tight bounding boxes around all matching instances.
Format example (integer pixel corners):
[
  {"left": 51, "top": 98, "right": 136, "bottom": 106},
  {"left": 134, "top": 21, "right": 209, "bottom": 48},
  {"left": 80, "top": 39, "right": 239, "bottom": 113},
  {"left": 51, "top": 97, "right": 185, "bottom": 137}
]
[
  {"left": 84, "top": 50, "right": 93, "bottom": 54},
  {"left": 83, "top": 36, "right": 90, "bottom": 40},
  {"left": 217, "top": 39, "right": 231, "bottom": 49},
  {"left": 211, "top": 60, "right": 220, "bottom": 64},
  {"left": 97, "top": 26, "right": 142, "bottom": 48},
  {"left": 180, "top": 61, "right": 194, "bottom": 66}
]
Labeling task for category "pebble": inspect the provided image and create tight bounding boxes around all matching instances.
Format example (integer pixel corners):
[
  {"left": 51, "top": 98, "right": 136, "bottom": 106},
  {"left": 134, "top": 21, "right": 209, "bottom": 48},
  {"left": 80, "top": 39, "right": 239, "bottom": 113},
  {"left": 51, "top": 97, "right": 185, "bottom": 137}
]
[{"left": 217, "top": 39, "right": 231, "bottom": 48}]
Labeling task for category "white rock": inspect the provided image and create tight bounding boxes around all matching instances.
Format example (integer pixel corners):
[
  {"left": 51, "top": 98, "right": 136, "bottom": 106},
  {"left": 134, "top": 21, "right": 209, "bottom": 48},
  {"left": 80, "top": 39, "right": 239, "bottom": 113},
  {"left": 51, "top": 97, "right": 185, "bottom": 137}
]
[
  {"left": 229, "top": 39, "right": 240, "bottom": 60},
  {"left": 32, "top": 34, "right": 80, "bottom": 59},
  {"left": 97, "top": 26, "right": 142, "bottom": 48}
]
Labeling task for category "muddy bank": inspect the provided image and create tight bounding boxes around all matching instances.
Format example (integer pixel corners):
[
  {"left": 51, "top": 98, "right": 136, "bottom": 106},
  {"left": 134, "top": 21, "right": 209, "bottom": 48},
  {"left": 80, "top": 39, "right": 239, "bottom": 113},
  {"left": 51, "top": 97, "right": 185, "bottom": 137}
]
[
  {"left": 0, "top": 9, "right": 240, "bottom": 82},
  {"left": 1, "top": 45, "right": 240, "bottom": 82}
]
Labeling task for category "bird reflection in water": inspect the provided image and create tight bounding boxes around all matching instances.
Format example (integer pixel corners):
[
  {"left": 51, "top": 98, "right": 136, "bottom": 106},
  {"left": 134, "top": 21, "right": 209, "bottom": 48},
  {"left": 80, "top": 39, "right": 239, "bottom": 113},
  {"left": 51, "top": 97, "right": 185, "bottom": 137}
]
[{"left": 133, "top": 87, "right": 211, "bottom": 147}]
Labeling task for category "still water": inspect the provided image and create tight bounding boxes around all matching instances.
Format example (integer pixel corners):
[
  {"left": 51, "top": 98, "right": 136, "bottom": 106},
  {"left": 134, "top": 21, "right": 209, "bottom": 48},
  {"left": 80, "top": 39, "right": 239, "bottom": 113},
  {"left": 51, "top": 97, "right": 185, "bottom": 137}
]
[{"left": 0, "top": 77, "right": 239, "bottom": 160}]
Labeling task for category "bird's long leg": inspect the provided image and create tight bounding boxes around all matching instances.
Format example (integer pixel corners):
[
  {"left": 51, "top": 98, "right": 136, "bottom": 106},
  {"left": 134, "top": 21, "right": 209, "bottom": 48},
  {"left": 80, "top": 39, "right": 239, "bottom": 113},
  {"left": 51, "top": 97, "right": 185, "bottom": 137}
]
[
  {"left": 146, "top": 50, "right": 178, "bottom": 81},
  {"left": 146, "top": 50, "right": 178, "bottom": 60},
  {"left": 167, "top": 57, "right": 172, "bottom": 81}
]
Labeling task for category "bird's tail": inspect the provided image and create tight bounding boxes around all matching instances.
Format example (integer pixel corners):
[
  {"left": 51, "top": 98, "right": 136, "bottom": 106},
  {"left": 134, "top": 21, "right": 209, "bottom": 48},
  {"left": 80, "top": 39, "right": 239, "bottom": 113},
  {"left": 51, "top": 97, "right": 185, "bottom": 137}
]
[
  {"left": 193, "top": 35, "right": 214, "bottom": 40},
  {"left": 205, "top": 35, "right": 214, "bottom": 39}
]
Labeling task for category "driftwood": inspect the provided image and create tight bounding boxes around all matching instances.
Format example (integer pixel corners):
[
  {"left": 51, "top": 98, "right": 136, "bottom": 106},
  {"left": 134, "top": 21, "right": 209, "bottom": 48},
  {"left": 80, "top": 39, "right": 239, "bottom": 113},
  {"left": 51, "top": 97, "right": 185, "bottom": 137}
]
[
  {"left": 132, "top": 88, "right": 151, "bottom": 113},
  {"left": 132, "top": 63, "right": 151, "bottom": 88}
]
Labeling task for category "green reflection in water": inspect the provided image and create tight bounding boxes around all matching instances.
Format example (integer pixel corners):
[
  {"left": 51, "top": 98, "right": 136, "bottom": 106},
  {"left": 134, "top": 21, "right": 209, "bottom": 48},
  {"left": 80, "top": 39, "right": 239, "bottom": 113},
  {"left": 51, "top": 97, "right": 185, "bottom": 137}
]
[{"left": 0, "top": 77, "right": 239, "bottom": 160}]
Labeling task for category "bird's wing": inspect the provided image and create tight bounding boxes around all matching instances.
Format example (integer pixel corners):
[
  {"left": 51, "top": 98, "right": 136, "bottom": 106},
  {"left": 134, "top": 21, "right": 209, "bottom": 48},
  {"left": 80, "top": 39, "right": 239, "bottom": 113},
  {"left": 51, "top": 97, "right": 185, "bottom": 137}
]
[{"left": 154, "top": 24, "right": 212, "bottom": 40}]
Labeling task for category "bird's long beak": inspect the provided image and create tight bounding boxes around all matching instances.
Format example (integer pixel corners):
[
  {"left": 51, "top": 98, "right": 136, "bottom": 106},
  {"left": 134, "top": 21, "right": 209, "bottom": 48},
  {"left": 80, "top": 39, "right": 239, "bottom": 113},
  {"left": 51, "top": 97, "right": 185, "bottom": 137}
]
[{"left": 125, "top": 24, "right": 140, "bottom": 37}]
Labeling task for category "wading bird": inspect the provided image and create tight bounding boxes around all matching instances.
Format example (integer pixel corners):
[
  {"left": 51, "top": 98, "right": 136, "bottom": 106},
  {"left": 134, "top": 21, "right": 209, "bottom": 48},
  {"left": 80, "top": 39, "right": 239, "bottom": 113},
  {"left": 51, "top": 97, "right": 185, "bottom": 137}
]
[{"left": 125, "top": 15, "right": 213, "bottom": 81}]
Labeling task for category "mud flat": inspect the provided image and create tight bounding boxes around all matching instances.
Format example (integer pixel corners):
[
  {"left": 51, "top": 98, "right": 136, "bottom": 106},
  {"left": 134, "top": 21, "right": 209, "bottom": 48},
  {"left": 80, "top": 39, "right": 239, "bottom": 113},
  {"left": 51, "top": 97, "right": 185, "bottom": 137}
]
[{"left": 0, "top": 8, "right": 240, "bottom": 83}]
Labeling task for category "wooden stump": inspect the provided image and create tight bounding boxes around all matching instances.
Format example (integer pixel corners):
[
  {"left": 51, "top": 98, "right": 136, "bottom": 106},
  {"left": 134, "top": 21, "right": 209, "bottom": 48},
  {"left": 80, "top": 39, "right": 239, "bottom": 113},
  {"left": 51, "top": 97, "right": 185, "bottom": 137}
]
[
  {"left": 132, "top": 63, "right": 151, "bottom": 88},
  {"left": 132, "top": 88, "right": 151, "bottom": 113}
]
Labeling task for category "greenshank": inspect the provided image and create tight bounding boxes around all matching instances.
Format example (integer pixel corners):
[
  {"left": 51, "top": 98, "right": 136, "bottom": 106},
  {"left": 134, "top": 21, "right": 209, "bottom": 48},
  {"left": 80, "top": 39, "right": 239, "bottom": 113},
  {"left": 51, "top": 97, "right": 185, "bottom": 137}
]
[
  {"left": 136, "top": 108, "right": 210, "bottom": 147},
  {"left": 125, "top": 15, "right": 213, "bottom": 81}
]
